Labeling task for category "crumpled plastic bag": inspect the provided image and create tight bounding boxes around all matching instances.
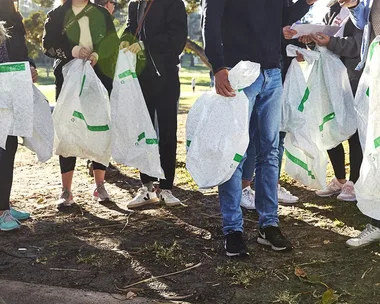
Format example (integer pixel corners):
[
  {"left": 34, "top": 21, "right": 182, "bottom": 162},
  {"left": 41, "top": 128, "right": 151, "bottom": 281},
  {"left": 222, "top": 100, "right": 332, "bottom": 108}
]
[
  {"left": 186, "top": 61, "right": 261, "bottom": 188},
  {"left": 0, "top": 61, "right": 33, "bottom": 148},
  {"left": 53, "top": 59, "right": 111, "bottom": 166},
  {"left": 110, "top": 51, "right": 164, "bottom": 179},
  {"left": 354, "top": 37, "right": 380, "bottom": 220},
  {"left": 23, "top": 86, "right": 54, "bottom": 162}
]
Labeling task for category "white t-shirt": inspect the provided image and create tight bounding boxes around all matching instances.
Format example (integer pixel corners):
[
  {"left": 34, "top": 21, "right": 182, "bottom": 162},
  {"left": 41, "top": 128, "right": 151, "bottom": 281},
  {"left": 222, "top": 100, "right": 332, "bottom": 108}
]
[
  {"left": 332, "top": 7, "right": 350, "bottom": 38},
  {"left": 72, "top": 4, "right": 93, "bottom": 52}
]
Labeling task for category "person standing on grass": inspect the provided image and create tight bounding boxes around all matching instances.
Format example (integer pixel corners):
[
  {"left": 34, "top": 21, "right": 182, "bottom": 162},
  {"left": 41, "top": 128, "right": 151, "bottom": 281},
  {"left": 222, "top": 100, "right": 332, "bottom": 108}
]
[
  {"left": 0, "top": 0, "right": 38, "bottom": 231},
  {"left": 202, "top": 0, "right": 318, "bottom": 256},
  {"left": 120, "top": 0, "right": 187, "bottom": 208},
  {"left": 338, "top": 0, "right": 380, "bottom": 248},
  {"left": 192, "top": 77, "right": 196, "bottom": 93},
  {"left": 42, "top": 0, "right": 119, "bottom": 209}
]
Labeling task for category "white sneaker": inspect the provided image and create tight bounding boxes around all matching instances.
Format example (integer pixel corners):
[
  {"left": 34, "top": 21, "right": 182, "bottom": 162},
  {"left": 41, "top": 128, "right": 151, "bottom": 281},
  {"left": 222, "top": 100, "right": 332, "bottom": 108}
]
[
  {"left": 93, "top": 182, "right": 110, "bottom": 202},
  {"left": 159, "top": 190, "right": 181, "bottom": 206},
  {"left": 127, "top": 187, "right": 159, "bottom": 208},
  {"left": 346, "top": 224, "right": 380, "bottom": 248},
  {"left": 316, "top": 178, "right": 344, "bottom": 197},
  {"left": 57, "top": 188, "right": 74, "bottom": 210},
  {"left": 278, "top": 185, "right": 299, "bottom": 204},
  {"left": 337, "top": 181, "right": 356, "bottom": 202},
  {"left": 240, "top": 186, "right": 256, "bottom": 210}
]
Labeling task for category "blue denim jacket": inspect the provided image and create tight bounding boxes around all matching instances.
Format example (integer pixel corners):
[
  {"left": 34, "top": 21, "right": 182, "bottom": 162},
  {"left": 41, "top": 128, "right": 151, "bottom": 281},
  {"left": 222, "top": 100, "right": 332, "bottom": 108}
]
[{"left": 349, "top": 0, "right": 373, "bottom": 70}]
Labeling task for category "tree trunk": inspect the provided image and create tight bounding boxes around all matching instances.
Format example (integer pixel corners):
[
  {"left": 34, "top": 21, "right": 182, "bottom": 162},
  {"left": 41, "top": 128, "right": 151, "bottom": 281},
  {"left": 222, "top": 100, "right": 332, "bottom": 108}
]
[{"left": 185, "top": 38, "right": 212, "bottom": 70}]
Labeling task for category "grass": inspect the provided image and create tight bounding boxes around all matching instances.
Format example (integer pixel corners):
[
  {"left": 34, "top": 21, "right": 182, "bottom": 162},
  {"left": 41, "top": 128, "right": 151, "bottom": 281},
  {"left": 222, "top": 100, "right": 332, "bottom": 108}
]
[{"left": 216, "top": 261, "right": 265, "bottom": 288}]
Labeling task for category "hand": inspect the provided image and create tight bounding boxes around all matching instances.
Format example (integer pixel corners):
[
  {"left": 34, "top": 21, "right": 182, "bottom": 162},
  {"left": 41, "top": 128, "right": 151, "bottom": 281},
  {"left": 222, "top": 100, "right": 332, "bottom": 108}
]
[
  {"left": 127, "top": 41, "right": 144, "bottom": 54},
  {"left": 283, "top": 26, "right": 297, "bottom": 40},
  {"left": 299, "top": 35, "right": 313, "bottom": 44},
  {"left": 120, "top": 41, "right": 130, "bottom": 50},
  {"left": 306, "top": 0, "right": 318, "bottom": 5},
  {"left": 296, "top": 51, "right": 305, "bottom": 62},
  {"left": 215, "top": 69, "right": 235, "bottom": 97},
  {"left": 311, "top": 33, "right": 330, "bottom": 46},
  {"left": 78, "top": 47, "right": 91, "bottom": 60},
  {"left": 338, "top": 0, "right": 358, "bottom": 7},
  {"left": 30, "top": 66, "right": 38, "bottom": 83},
  {"left": 89, "top": 54, "right": 98, "bottom": 67}
]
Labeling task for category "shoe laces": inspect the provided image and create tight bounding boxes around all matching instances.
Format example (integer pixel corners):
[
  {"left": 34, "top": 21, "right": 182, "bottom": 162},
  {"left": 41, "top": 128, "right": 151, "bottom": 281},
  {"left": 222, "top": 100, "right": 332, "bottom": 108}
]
[
  {"left": 341, "top": 182, "right": 354, "bottom": 194},
  {"left": 243, "top": 187, "right": 254, "bottom": 199},
  {"left": 279, "top": 186, "right": 291, "bottom": 195},
  {"left": 95, "top": 182, "right": 108, "bottom": 196},
  {"left": 137, "top": 186, "right": 149, "bottom": 194},
  {"left": 1, "top": 210, "right": 20, "bottom": 225},
  {"left": 226, "top": 231, "right": 245, "bottom": 248},
  {"left": 60, "top": 188, "right": 72, "bottom": 200},
  {"left": 356, "top": 224, "right": 380, "bottom": 239},
  {"left": 264, "top": 226, "right": 286, "bottom": 241},
  {"left": 161, "top": 190, "right": 176, "bottom": 200}
]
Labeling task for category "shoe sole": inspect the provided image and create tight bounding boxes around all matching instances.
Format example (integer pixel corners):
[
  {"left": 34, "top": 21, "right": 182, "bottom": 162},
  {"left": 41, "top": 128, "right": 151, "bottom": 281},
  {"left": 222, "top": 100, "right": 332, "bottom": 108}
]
[
  {"left": 315, "top": 191, "right": 341, "bottom": 198},
  {"left": 93, "top": 196, "right": 110, "bottom": 203},
  {"left": 337, "top": 197, "right": 357, "bottom": 202},
  {"left": 257, "top": 237, "right": 292, "bottom": 252},
  {"left": 0, "top": 225, "right": 21, "bottom": 231},
  {"left": 224, "top": 245, "right": 249, "bottom": 257},
  {"left": 127, "top": 198, "right": 160, "bottom": 209},
  {"left": 162, "top": 201, "right": 182, "bottom": 207},
  {"left": 278, "top": 200, "right": 299, "bottom": 205}
]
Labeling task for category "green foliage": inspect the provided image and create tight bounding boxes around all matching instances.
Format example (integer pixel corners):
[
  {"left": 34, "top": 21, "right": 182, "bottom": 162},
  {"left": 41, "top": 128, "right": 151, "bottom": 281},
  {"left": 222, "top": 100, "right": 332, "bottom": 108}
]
[
  {"left": 24, "top": 11, "right": 45, "bottom": 59},
  {"left": 32, "top": 0, "right": 54, "bottom": 8}
]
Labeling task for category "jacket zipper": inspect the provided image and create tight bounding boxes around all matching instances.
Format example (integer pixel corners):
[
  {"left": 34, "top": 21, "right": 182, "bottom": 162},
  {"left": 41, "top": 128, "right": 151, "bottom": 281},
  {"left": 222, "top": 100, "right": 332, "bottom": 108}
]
[{"left": 143, "top": 23, "right": 161, "bottom": 76}]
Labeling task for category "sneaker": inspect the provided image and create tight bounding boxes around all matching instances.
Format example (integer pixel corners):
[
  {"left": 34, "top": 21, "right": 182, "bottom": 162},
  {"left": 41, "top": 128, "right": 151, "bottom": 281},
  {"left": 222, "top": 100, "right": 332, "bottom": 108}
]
[
  {"left": 10, "top": 207, "right": 30, "bottom": 221},
  {"left": 224, "top": 231, "right": 249, "bottom": 257},
  {"left": 240, "top": 186, "right": 256, "bottom": 210},
  {"left": 57, "top": 189, "right": 74, "bottom": 210},
  {"left": 315, "top": 177, "right": 344, "bottom": 197},
  {"left": 257, "top": 226, "right": 293, "bottom": 252},
  {"left": 93, "top": 182, "right": 110, "bottom": 202},
  {"left": 126, "top": 187, "right": 159, "bottom": 209},
  {"left": 0, "top": 210, "right": 21, "bottom": 231},
  {"left": 159, "top": 190, "right": 181, "bottom": 207},
  {"left": 278, "top": 185, "right": 299, "bottom": 204},
  {"left": 337, "top": 181, "right": 356, "bottom": 202},
  {"left": 346, "top": 224, "right": 380, "bottom": 248}
]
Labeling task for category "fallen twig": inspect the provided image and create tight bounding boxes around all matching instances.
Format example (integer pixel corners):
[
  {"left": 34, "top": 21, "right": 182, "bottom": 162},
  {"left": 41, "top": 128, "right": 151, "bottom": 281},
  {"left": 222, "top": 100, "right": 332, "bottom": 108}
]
[
  {"left": 120, "top": 213, "right": 132, "bottom": 233},
  {"left": 49, "top": 267, "right": 92, "bottom": 273},
  {"left": 77, "top": 223, "right": 125, "bottom": 230},
  {"left": 361, "top": 267, "right": 373, "bottom": 279},
  {"left": 163, "top": 293, "right": 194, "bottom": 300},
  {"left": 119, "top": 262, "right": 202, "bottom": 289}
]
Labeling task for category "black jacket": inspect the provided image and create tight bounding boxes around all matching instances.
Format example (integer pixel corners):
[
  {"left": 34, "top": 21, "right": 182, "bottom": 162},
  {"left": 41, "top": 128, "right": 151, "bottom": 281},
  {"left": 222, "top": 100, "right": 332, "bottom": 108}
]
[
  {"left": 121, "top": 0, "right": 187, "bottom": 77},
  {"left": 202, "top": 0, "right": 312, "bottom": 72},
  {"left": 42, "top": 1, "right": 119, "bottom": 93},
  {"left": 0, "top": 13, "right": 34, "bottom": 66}
]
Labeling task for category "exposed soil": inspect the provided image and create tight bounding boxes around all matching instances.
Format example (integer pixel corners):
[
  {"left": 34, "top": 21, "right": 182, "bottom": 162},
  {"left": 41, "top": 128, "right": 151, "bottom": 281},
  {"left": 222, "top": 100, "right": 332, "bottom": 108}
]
[{"left": 1, "top": 111, "right": 380, "bottom": 304}]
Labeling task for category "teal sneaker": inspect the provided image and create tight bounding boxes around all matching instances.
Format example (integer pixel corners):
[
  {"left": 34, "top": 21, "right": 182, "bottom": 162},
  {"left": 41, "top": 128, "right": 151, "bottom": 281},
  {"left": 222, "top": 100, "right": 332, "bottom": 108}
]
[
  {"left": 10, "top": 208, "right": 30, "bottom": 221},
  {"left": 0, "top": 210, "right": 21, "bottom": 231}
]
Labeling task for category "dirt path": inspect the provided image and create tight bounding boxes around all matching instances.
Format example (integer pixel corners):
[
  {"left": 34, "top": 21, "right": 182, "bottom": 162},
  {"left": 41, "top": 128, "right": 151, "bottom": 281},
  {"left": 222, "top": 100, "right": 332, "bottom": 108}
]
[{"left": 1, "top": 112, "right": 380, "bottom": 304}]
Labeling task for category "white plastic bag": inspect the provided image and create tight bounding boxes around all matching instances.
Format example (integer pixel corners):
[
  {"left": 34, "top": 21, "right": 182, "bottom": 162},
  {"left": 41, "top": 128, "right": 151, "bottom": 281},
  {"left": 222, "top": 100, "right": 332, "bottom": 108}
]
[
  {"left": 23, "top": 86, "right": 54, "bottom": 162},
  {"left": 186, "top": 61, "right": 261, "bottom": 189},
  {"left": 355, "top": 37, "right": 380, "bottom": 220},
  {"left": 110, "top": 51, "right": 164, "bottom": 179},
  {"left": 53, "top": 59, "right": 111, "bottom": 166},
  {"left": 0, "top": 61, "right": 33, "bottom": 148}
]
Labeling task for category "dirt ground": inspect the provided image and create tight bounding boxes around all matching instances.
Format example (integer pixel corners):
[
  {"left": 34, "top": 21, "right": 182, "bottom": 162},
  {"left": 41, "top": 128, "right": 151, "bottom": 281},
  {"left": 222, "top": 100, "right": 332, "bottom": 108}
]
[{"left": 1, "top": 110, "right": 380, "bottom": 304}]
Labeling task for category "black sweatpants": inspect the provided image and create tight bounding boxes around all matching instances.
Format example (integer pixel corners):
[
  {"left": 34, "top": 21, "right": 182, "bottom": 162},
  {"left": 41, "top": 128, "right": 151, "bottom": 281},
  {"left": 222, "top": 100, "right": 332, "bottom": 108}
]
[
  {"left": 0, "top": 136, "right": 18, "bottom": 210},
  {"left": 138, "top": 67, "right": 180, "bottom": 190},
  {"left": 327, "top": 131, "right": 363, "bottom": 183}
]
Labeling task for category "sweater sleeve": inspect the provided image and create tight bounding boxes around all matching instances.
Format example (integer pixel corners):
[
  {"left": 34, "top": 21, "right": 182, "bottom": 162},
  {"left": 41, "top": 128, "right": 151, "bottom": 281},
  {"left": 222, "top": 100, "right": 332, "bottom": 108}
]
[
  {"left": 203, "top": 0, "right": 228, "bottom": 73},
  {"left": 121, "top": 1, "right": 138, "bottom": 45},
  {"left": 282, "top": 0, "right": 312, "bottom": 26},
  {"left": 327, "top": 27, "right": 363, "bottom": 58}
]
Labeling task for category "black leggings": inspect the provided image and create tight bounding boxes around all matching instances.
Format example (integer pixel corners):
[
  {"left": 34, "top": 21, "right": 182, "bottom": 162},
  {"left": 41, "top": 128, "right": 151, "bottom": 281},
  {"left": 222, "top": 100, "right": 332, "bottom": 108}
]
[
  {"left": 0, "top": 136, "right": 18, "bottom": 210},
  {"left": 327, "top": 131, "right": 362, "bottom": 183},
  {"left": 59, "top": 156, "right": 106, "bottom": 174}
]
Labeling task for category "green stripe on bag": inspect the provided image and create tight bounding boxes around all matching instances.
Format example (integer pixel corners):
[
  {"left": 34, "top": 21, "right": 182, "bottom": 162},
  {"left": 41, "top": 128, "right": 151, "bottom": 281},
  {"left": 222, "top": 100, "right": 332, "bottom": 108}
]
[
  {"left": 319, "top": 112, "right": 335, "bottom": 131},
  {"left": 137, "top": 132, "right": 145, "bottom": 141},
  {"left": 366, "top": 87, "right": 370, "bottom": 97},
  {"left": 285, "top": 149, "right": 315, "bottom": 179},
  {"left": 298, "top": 87, "right": 310, "bottom": 112},
  {"left": 369, "top": 40, "right": 379, "bottom": 61},
  {"left": 233, "top": 153, "right": 243, "bottom": 163},
  {"left": 186, "top": 140, "right": 191, "bottom": 147},
  {"left": 374, "top": 136, "right": 380, "bottom": 149},
  {"left": 72, "top": 111, "right": 109, "bottom": 131},
  {"left": 0, "top": 63, "right": 26, "bottom": 73},
  {"left": 79, "top": 74, "right": 86, "bottom": 97},
  {"left": 137, "top": 132, "right": 158, "bottom": 144},
  {"left": 118, "top": 70, "right": 137, "bottom": 79}
]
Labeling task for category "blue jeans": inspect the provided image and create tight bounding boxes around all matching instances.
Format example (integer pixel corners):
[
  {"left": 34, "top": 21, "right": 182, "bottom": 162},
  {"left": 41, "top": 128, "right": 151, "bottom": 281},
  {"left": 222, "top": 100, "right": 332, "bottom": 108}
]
[{"left": 219, "top": 68, "right": 282, "bottom": 234}]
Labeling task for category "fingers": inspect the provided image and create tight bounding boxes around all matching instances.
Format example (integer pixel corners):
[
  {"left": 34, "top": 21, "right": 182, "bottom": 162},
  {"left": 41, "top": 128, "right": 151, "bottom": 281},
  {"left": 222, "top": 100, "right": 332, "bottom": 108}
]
[
  {"left": 295, "top": 51, "right": 305, "bottom": 62},
  {"left": 127, "top": 43, "right": 141, "bottom": 54},
  {"left": 120, "top": 41, "right": 130, "bottom": 50},
  {"left": 299, "top": 35, "right": 312, "bottom": 44},
  {"left": 79, "top": 47, "right": 91, "bottom": 59},
  {"left": 30, "top": 67, "right": 38, "bottom": 83},
  {"left": 89, "top": 55, "right": 97, "bottom": 67}
]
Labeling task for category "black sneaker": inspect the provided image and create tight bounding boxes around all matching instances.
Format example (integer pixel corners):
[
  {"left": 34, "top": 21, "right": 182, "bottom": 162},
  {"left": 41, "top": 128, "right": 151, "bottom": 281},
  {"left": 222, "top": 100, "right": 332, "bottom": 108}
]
[
  {"left": 257, "top": 226, "right": 292, "bottom": 252},
  {"left": 224, "top": 231, "right": 249, "bottom": 257}
]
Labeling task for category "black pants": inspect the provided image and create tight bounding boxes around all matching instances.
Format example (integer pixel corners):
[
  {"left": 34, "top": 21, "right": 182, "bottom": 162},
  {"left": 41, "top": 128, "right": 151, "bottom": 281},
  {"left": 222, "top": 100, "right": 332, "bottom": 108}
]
[
  {"left": 327, "top": 131, "right": 362, "bottom": 183},
  {"left": 138, "top": 67, "right": 180, "bottom": 190},
  {"left": 59, "top": 156, "right": 106, "bottom": 174},
  {"left": 0, "top": 136, "right": 18, "bottom": 210}
]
